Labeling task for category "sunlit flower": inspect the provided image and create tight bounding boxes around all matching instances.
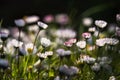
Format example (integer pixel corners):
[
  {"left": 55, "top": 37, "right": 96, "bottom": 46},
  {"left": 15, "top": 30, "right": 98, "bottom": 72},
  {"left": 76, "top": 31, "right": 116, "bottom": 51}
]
[
  {"left": 96, "top": 38, "right": 106, "bottom": 47},
  {"left": 88, "top": 27, "right": 96, "bottom": 33},
  {"left": 37, "top": 53, "right": 47, "bottom": 60},
  {"left": 55, "top": 29, "right": 76, "bottom": 38},
  {"left": 25, "top": 43, "right": 36, "bottom": 54},
  {"left": 5, "top": 39, "right": 23, "bottom": 55},
  {"left": 14, "top": 19, "right": 25, "bottom": 27},
  {"left": 82, "top": 32, "right": 91, "bottom": 39},
  {"left": 64, "top": 38, "right": 76, "bottom": 47},
  {"left": 109, "top": 76, "right": 116, "bottom": 80},
  {"left": 37, "top": 21, "right": 48, "bottom": 29},
  {"left": 5, "top": 42, "right": 15, "bottom": 55},
  {"left": 55, "top": 14, "right": 69, "bottom": 25},
  {"left": 91, "top": 63, "right": 101, "bottom": 71},
  {"left": 95, "top": 20, "right": 107, "bottom": 28},
  {"left": 43, "top": 14, "right": 54, "bottom": 23},
  {"left": 76, "top": 41, "right": 86, "bottom": 49},
  {"left": 40, "top": 38, "right": 51, "bottom": 47},
  {"left": 19, "top": 43, "right": 37, "bottom": 55},
  {"left": 45, "top": 51, "right": 53, "bottom": 57},
  {"left": 82, "top": 17, "right": 93, "bottom": 26},
  {"left": 24, "top": 15, "right": 39, "bottom": 24},
  {"left": 96, "top": 38, "right": 119, "bottom": 47}
]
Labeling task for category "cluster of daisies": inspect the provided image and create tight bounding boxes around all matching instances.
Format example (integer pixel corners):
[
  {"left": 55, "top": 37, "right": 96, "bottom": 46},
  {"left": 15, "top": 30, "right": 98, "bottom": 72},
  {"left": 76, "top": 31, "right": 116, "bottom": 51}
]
[{"left": 0, "top": 13, "right": 120, "bottom": 80}]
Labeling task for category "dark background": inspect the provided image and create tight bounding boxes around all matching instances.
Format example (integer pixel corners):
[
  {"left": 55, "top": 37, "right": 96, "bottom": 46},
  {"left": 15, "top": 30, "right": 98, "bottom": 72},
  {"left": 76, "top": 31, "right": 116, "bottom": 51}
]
[{"left": 0, "top": 0, "right": 120, "bottom": 26}]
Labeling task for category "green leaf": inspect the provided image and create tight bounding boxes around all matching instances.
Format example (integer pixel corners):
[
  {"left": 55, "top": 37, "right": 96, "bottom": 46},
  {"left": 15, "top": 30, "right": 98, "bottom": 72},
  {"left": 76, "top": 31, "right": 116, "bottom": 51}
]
[
  {"left": 81, "top": 3, "right": 114, "bottom": 17},
  {"left": 49, "top": 69, "right": 54, "bottom": 77}
]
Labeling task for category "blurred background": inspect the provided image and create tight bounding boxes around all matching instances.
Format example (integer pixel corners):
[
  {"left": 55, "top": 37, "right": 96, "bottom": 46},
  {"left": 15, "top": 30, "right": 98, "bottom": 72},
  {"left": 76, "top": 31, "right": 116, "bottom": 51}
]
[{"left": 0, "top": 0, "right": 120, "bottom": 26}]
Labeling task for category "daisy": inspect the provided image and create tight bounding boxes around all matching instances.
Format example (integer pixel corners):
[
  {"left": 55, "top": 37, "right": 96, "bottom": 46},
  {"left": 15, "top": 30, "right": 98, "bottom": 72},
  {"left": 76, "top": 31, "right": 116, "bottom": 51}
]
[
  {"left": 19, "top": 43, "right": 37, "bottom": 55},
  {"left": 0, "top": 28, "right": 9, "bottom": 41},
  {"left": 95, "top": 20, "right": 107, "bottom": 28},
  {"left": 76, "top": 41, "right": 86, "bottom": 49},
  {"left": 37, "top": 53, "right": 47, "bottom": 60},
  {"left": 24, "top": 15, "right": 39, "bottom": 24},
  {"left": 37, "top": 21, "right": 48, "bottom": 29},
  {"left": 14, "top": 19, "right": 25, "bottom": 27},
  {"left": 96, "top": 38, "right": 106, "bottom": 47},
  {"left": 40, "top": 38, "right": 51, "bottom": 47},
  {"left": 43, "top": 14, "right": 54, "bottom": 23},
  {"left": 82, "top": 17, "right": 93, "bottom": 26},
  {"left": 82, "top": 32, "right": 91, "bottom": 39}
]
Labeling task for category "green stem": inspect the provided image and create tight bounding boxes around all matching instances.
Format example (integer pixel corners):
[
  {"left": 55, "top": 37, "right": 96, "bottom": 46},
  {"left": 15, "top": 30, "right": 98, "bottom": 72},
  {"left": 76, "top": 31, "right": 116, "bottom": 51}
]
[
  {"left": 17, "top": 28, "right": 22, "bottom": 73},
  {"left": 33, "top": 30, "right": 40, "bottom": 53}
]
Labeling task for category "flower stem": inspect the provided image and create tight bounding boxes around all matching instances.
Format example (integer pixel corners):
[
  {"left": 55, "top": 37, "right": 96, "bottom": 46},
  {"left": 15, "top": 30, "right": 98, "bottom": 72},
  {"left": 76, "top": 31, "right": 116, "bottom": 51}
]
[
  {"left": 33, "top": 30, "right": 40, "bottom": 53},
  {"left": 17, "top": 28, "right": 22, "bottom": 75}
]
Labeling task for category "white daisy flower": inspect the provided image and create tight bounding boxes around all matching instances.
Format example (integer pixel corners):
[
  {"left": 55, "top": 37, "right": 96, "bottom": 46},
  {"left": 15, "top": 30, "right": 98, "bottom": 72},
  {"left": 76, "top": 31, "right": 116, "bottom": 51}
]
[
  {"left": 25, "top": 43, "right": 37, "bottom": 54},
  {"left": 95, "top": 20, "right": 107, "bottom": 28},
  {"left": 24, "top": 15, "right": 39, "bottom": 24},
  {"left": 11, "top": 39, "right": 23, "bottom": 48},
  {"left": 82, "top": 32, "right": 91, "bottom": 39},
  {"left": 5, "top": 42, "right": 15, "bottom": 55},
  {"left": 14, "top": 19, "right": 25, "bottom": 27},
  {"left": 40, "top": 38, "right": 51, "bottom": 47},
  {"left": 20, "top": 43, "right": 37, "bottom": 55},
  {"left": 96, "top": 38, "right": 106, "bottom": 47},
  {"left": 76, "top": 41, "right": 86, "bottom": 49},
  {"left": 80, "top": 54, "right": 96, "bottom": 64},
  {"left": 37, "top": 53, "right": 47, "bottom": 59},
  {"left": 88, "top": 27, "right": 96, "bottom": 32},
  {"left": 109, "top": 76, "right": 116, "bottom": 80},
  {"left": 82, "top": 17, "right": 93, "bottom": 26},
  {"left": 37, "top": 21, "right": 48, "bottom": 29},
  {"left": 45, "top": 51, "right": 53, "bottom": 56}
]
